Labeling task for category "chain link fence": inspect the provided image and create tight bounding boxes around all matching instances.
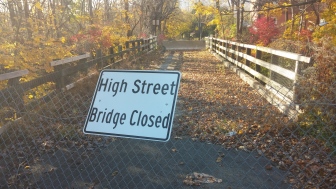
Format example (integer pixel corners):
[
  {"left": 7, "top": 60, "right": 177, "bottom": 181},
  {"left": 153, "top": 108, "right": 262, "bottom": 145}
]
[{"left": 0, "top": 40, "right": 335, "bottom": 188}]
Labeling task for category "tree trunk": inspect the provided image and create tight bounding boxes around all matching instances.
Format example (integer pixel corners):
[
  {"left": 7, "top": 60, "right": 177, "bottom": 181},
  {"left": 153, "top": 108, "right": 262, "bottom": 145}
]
[
  {"left": 290, "top": 0, "right": 295, "bottom": 35},
  {"left": 311, "top": 3, "right": 320, "bottom": 25},
  {"left": 24, "top": 0, "right": 32, "bottom": 40},
  {"left": 8, "top": 0, "right": 17, "bottom": 29},
  {"left": 236, "top": 0, "right": 240, "bottom": 40},
  {"left": 88, "top": 0, "right": 93, "bottom": 24},
  {"left": 104, "top": 0, "right": 110, "bottom": 23}
]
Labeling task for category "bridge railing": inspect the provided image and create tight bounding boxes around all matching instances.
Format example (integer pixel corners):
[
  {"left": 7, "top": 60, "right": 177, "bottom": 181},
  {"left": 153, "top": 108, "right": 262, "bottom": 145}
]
[
  {"left": 205, "top": 37, "right": 311, "bottom": 118},
  {"left": 0, "top": 36, "right": 157, "bottom": 125}
]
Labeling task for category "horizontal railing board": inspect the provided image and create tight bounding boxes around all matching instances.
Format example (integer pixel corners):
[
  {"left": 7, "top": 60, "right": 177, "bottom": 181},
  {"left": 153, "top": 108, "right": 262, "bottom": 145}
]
[
  {"left": 0, "top": 37, "right": 157, "bottom": 111},
  {"left": 206, "top": 36, "right": 309, "bottom": 119},
  {"left": 50, "top": 53, "right": 90, "bottom": 67},
  {"left": 211, "top": 51, "right": 299, "bottom": 119},
  {"left": 210, "top": 37, "right": 311, "bottom": 63},
  {"left": 213, "top": 46, "right": 296, "bottom": 80},
  {"left": 215, "top": 49, "right": 295, "bottom": 101},
  {"left": 0, "top": 70, "right": 29, "bottom": 81}
]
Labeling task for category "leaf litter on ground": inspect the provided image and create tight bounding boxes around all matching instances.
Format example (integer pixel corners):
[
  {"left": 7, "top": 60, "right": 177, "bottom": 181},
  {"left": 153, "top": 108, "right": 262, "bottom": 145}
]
[{"left": 174, "top": 51, "right": 336, "bottom": 188}]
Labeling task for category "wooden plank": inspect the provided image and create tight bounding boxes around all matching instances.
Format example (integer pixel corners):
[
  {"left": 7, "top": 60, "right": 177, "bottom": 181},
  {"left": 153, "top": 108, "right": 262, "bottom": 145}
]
[
  {"left": 215, "top": 49, "right": 295, "bottom": 100},
  {"left": 50, "top": 53, "right": 90, "bottom": 67},
  {"left": 0, "top": 69, "right": 29, "bottom": 81},
  {"left": 213, "top": 38, "right": 311, "bottom": 63},
  {"left": 212, "top": 52, "right": 299, "bottom": 119},
  {"left": 215, "top": 45, "right": 296, "bottom": 80},
  {"left": 242, "top": 53, "right": 296, "bottom": 80}
]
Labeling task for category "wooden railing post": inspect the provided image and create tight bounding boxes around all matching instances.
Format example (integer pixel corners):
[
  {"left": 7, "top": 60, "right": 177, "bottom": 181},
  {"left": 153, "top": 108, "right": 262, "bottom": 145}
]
[
  {"left": 293, "top": 58, "right": 301, "bottom": 104},
  {"left": 225, "top": 41, "right": 228, "bottom": 59},
  {"left": 154, "top": 36, "right": 157, "bottom": 50},
  {"left": 7, "top": 76, "right": 24, "bottom": 116},
  {"left": 231, "top": 43, "right": 236, "bottom": 60},
  {"left": 220, "top": 40, "right": 224, "bottom": 58},
  {"left": 255, "top": 49, "right": 262, "bottom": 73},
  {"left": 246, "top": 48, "right": 251, "bottom": 67},
  {"left": 137, "top": 40, "right": 141, "bottom": 54},
  {"left": 140, "top": 39, "right": 144, "bottom": 52},
  {"left": 118, "top": 45, "right": 123, "bottom": 59},
  {"left": 237, "top": 45, "right": 241, "bottom": 65},
  {"left": 124, "top": 41, "right": 130, "bottom": 57},
  {"left": 79, "top": 55, "right": 88, "bottom": 75},
  {"left": 144, "top": 39, "right": 149, "bottom": 51},
  {"left": 96, "top": 49, "right": 103, "bottom": 69},
  {"left": 53, "top": 61, "right": 65, "bottom": 90},
  {"left": 132, "top": 41, "right": 136, "bottom": 54},
  {"left": 270, "top": 54, "right": 279, "bottom": 81},
  {"left": 109, "top": 47, "right": 115, "bottom": 66},
  {"left": 149, "top": 37, "right": 153, "bottom": 51}
]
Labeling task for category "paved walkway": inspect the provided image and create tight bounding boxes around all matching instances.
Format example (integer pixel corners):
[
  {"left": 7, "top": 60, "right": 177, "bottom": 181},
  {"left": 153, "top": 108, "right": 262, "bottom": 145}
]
[
  {"left": 1, "top": 50, "right": 291, "bottom": 189},
  {"left": 65, "top": 50, "right": 288, "bottom": 189}
]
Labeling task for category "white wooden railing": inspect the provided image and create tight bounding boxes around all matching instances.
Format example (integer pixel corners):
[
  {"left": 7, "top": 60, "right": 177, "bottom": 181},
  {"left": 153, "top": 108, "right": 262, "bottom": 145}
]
[{"left": 205, "top": 37, "right": 312, "bottom": 118}]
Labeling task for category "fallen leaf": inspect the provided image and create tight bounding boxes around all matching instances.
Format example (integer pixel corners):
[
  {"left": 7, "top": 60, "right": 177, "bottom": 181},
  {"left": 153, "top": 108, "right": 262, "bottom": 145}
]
[
  {"left": 265, "top": 164, "right": 273, "bottom": 170},
  {"left": 183, "top": 172, "right": 222, "bottom": 186},
  {"left": 112, "top": 171, "right": 118, "bottom": 177}
]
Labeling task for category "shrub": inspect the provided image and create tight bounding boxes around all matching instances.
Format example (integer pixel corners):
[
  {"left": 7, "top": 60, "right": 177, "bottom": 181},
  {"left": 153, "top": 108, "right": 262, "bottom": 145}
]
[{"left": 297, "top": 37, "right": 336, "bottom": 150}]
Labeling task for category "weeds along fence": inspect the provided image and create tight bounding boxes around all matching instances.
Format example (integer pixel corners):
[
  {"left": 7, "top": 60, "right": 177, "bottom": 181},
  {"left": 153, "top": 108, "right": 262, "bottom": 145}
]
[
  {"left": 0, "top": 36, "right": 157, "bottom": 122},
  {"left": 205, "top": 37, "right": 312, "bottom": 119}
]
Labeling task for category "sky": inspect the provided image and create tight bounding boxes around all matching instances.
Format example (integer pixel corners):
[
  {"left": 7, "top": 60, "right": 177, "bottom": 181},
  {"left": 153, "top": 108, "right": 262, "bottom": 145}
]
[
  {"left": 179, "top": 0, "right": 231, "bottom": 11},
  {"left": 179, "top": 0, "right": 212, "bottom": 11},
  {"left": 179, "top": 0, "right": 193, "bottom": 11}
]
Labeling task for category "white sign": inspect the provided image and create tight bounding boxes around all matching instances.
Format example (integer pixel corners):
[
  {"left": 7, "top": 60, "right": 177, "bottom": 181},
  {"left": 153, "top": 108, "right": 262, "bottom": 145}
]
[{"left": 83, "top": 70, "right": 181, "bottom": 142}]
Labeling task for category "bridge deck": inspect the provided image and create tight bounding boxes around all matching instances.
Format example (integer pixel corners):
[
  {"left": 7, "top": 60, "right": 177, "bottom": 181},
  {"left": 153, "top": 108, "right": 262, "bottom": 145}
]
[
  {"left": 162, "top": 40, "right": 205, "bottom": 51},
  {"left": 2, "top": 47, "right": 330, "bottom": 188}
]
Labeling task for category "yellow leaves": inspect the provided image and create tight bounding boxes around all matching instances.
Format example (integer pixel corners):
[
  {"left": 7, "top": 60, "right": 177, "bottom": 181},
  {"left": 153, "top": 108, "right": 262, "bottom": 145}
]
[
  {"left": 193, "top": 2, "right": 214, "bottom": 16},
  {"left": 165, "top": 10, "right": 193, "bottom": 38},
  {"left": 35, "top": 2, "right": 43, "bottom": 11},
  {"left": 261, "top": 3, "right": 282, "bottom": 18},
  {"left": 60, "top": 37, "right": 66, "bottom": 43},
  {"left": 312, "top": 0, "right": 336, "bottom": 45},
  {"left": 33, "top": 36, "right": 41, "bottom": 44}
]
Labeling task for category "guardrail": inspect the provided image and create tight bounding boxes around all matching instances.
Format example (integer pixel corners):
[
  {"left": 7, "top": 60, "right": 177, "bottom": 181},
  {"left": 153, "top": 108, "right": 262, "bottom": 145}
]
[
  {"left": 205, "top": 37, "right": 311, "bottom": 118},
  {"left": 0, "top": 36, "right": 157, "bottom": 120}
]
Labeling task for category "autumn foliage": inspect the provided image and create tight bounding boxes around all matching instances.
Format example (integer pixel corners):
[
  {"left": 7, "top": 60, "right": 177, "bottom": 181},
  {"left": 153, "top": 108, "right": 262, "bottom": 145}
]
[{"left": 248, "top": 17, "right": 279, "bottom": 46}]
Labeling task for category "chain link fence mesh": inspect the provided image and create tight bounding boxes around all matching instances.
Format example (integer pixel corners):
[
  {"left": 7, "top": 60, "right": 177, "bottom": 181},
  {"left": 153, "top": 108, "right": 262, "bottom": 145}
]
[{"left": 0, "top": 42, "right": 335, "bottom": 188}]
